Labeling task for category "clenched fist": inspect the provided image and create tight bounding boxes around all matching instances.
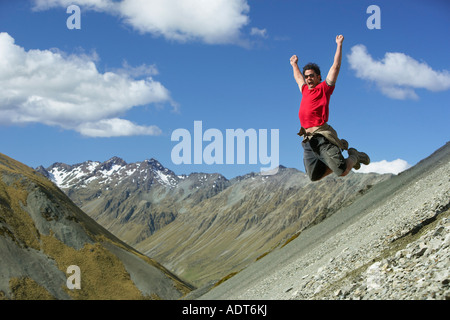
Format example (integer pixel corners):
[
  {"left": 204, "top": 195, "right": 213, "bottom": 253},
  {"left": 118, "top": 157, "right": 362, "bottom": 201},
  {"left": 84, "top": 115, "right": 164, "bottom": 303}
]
[
  {"left": 336, "top": 35, "right": 344, "bottom": 45},
  {"left": 290, "top": 55, "right": 298, "bottom": 66}
]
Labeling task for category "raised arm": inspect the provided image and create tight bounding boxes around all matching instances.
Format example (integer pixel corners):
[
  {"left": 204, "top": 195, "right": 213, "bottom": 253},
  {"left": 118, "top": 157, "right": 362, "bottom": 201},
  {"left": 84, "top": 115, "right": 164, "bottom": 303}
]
[
  {"left": 290, "top": 55, "right": 305, "bottom": 92},
  {"left": 326, "top": 35, "right": 344, "bottom": 86}
]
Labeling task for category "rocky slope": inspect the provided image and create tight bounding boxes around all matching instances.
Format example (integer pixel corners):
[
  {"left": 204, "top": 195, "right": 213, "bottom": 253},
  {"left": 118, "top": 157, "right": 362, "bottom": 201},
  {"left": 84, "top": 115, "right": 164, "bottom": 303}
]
[
  {"left": 0, "top": 153, "right": 193, "bottom": 300},
  {"left": 39, "top": 158, "right": 391, "bottom": 287},
  {"left": 197, "top": 142, "right": 450, "bottom": 300},
  {"left": 136, "top": 169, "right": 390, "bottom": 287}
]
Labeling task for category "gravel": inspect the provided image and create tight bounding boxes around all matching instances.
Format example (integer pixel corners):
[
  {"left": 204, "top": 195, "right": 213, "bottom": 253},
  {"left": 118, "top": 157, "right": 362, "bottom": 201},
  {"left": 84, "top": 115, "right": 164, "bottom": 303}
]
[{"left": 199, "top": 143, "right": 450, "bottom": 300}]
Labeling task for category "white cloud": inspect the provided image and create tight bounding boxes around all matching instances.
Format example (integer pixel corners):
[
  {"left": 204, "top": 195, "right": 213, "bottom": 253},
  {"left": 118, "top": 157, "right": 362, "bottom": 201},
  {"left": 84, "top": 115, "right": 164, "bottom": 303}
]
[
  {"left": 356, "top": 159, "right": 412, "bottom": 175},
  {"left": 32, "top": 0, "right": 115, "bottom": 11},
  {"left": 250, "top": 27, "right": 267, "bottom": 38},
  {"left": 0, "top": 32, "right": 172, "bottom": 137},
  {"left": 113, "top": 60, "right": 160, "bottom": 78},
  {"left": 347, "top": 44, "right": 450, "bottom": 99},
  {"left": 32, "top": 0, "right": 251, "bottom": 45},
  {"left": 77, "top": 118, "right": 162, "bottom": 137}
]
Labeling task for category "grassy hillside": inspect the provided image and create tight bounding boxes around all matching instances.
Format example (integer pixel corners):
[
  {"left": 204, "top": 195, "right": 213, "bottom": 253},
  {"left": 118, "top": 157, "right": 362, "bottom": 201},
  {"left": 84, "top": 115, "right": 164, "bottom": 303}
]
[{"left": 0, "top": 152, "right": 193, "bottom": 300}]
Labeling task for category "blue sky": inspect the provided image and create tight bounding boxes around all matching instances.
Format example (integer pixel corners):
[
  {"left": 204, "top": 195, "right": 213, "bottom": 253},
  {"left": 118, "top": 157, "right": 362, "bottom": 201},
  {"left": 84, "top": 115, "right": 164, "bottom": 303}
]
[{"left": 0, "top": 0, "right": 449, "bottom": 178}]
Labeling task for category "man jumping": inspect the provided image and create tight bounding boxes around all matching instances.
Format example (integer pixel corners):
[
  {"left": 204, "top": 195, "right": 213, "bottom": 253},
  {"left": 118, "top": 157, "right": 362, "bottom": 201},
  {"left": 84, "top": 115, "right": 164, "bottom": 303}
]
[{"left": 290, "top": 35, "right": 370, "bottom": 181}]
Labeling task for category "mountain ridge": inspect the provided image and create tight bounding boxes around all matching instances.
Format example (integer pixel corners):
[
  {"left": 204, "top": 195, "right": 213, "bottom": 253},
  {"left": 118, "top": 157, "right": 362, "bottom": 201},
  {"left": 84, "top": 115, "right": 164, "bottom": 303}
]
[
  {"left": 38, "top": 156, "right": 392, "bottom": 286},
  {"left": 0, "top": 152, "right": 194, "bottom": 299}
]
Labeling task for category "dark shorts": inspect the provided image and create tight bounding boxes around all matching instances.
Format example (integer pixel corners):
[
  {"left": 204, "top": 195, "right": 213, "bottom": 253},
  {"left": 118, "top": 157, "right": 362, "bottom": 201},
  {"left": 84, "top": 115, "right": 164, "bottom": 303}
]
[{"left": 302, "top": 134, "right": 346, "bottom": 181}]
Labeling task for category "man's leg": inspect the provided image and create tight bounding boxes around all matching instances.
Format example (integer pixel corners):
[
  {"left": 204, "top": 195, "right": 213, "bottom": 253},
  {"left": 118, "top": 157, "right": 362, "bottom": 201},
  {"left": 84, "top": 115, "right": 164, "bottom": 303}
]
[
  {"left": 340, "top": 156, "right": 357, "bottom": 177},
  {"left": 302, "top": 140, "right": 328, "bottom": 181},
  {"left": 316, "top": 137, "right": 348, "bottom": 178},
  {"left": 303, "top": 136, "right": 361, "bottom": 181},
  {"left": 317, "top": 136, "right": 373, "bottom": 178},
  {"left": 318, "top": 166, "right": 333, "bottom": 180},
  {"left": 318, "top": 155, "right": 355, "bottom": 180}
]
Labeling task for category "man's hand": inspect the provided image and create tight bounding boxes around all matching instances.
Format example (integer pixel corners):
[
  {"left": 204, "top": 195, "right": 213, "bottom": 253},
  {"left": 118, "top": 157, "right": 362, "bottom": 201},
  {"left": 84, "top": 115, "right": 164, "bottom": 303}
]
[
  {"left": 326, "top": 35, "right": 344, "bottom": 86},
  {"left": 290, "top": 55, "right": 305, "bottom": 91},
  {"left": 290, "top": 55, "right": 298, "bottom": 66}
]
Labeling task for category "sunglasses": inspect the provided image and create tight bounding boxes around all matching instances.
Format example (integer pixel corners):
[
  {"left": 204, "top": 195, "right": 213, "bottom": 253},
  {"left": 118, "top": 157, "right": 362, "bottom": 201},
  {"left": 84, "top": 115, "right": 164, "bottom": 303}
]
[{"left": 304, "top": 73, "right": 317, "bottom": 79}]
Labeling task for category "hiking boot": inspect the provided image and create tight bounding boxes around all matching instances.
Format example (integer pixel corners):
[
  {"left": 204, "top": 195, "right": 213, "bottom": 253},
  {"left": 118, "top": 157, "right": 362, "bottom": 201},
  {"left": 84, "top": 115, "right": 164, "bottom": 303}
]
[
  {"left": 340, "top": 139, "right": 349, "bottom": 151},
  {"left": 348, "top": 148, "right": 370, "bottom": 170}
]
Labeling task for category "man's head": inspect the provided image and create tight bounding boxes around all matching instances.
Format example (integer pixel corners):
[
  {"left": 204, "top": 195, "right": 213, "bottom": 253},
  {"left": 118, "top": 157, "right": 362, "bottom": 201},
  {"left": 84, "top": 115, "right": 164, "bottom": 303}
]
[{"left": 303, "top": 63, "right": 321, "bottom": 89}]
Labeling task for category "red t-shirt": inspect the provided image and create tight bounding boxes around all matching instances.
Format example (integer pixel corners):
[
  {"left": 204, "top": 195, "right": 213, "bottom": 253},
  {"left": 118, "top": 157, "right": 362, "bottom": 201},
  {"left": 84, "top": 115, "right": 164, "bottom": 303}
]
[{"left": 299, "top": 81, "right": 335, "bottom": 128}]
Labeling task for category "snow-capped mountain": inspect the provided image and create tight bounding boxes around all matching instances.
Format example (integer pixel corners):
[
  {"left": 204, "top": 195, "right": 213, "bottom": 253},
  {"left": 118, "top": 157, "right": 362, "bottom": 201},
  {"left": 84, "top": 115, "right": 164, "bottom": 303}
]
[
  {"left": 38, "top": 157, "right": 181, "bottom": 190},
  {"left": 36, "top": 157, "right": 232, "bottom": 244},
  {"left": 37, "top": 156, "right": 232, "bottom": 193}
]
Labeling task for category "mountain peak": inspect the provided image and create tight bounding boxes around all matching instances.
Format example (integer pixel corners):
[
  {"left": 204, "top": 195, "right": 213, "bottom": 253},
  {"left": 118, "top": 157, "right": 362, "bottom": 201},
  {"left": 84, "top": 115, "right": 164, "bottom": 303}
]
[
  {"left": 105, "top": 156, "right": 127, "bottom": 166},
  {"left": 145, "top": 158, "right": 163, "bottom": 168},
  {"left": 42, "top": 156, "right": 183, "bottom": 190}
]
